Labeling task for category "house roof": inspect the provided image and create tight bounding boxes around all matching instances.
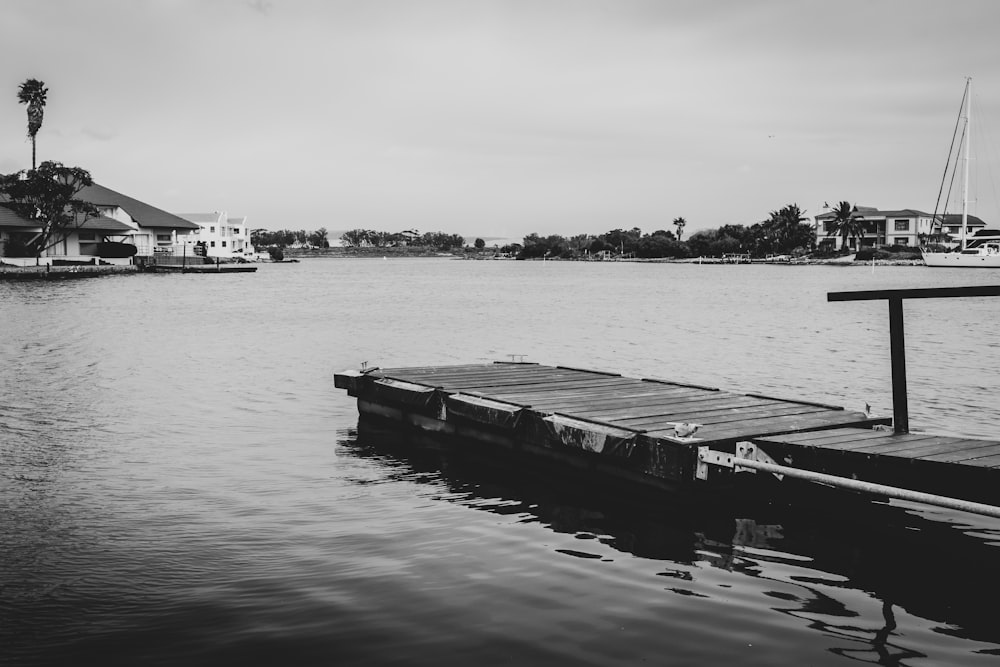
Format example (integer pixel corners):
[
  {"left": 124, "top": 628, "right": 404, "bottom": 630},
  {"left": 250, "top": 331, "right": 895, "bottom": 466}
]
[
  {"left": 0, "top": 204, "right": 135, "bottom": 234},
  {"left": 815, "top": 207, "right": 933, "bottom": 220},
  {"left": 871, "top": 209, "right": 932, "bottom": 218},
  {"left": 78, "top": 215, "right": 135, "bottom": 233},
  {"left": 939, "top": 213, "right": 987, "bottom": 227},
  {"left": 0, "top": 204, "right": 39, "bottom": 229},
  {"left": 76, "top": 183, "right": 200, "bottom": 230},
  {"left": 177, "top": 213, "right": 224, "bottom": 224}
]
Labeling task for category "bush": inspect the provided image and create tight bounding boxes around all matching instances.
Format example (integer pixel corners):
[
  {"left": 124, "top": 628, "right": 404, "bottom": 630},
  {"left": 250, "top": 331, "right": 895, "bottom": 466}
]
[
  {"left": 856, "top": 247, "right": 922, "bottom": 261},
  {"left": 268, "top": 247, "right": 284, "bottom": 261}
]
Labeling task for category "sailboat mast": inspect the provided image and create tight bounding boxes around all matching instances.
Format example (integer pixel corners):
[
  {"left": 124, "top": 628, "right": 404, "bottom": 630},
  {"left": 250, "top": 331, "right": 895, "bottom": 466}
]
[{"left": 961, "top": 77, "right": 971, "bottom": 250}]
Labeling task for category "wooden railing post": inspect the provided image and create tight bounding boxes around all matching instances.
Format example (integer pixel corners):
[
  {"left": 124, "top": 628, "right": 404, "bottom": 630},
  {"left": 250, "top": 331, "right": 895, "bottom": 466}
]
[
  {"left": 828, "top": 285, "right": 1000, "bottom": 434},
  {"left": 887, "top": 297, "right": 908, "bottom": 433}
]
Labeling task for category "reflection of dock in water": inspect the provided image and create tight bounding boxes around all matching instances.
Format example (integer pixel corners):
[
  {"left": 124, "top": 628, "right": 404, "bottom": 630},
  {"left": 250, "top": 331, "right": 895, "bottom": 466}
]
[{"left": 340, "top": 422, "right": 1000, "bottom": 656}]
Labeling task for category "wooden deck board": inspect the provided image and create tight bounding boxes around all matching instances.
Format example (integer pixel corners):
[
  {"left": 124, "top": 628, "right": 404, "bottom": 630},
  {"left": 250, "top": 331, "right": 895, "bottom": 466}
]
[
  {"left": 531, "top": 391, "right": 713, "bottom": 413},
  {"left": 917, "top": 444, "right": 1000, "bottom": 464},
  {"left": 579, "top": 396, "right": 782, "bottom": 423},
  {"left": 762, "top": 428, "right": 893, "bottom": 446},
  {"left": 603, "top": 403, "right": 824, "bottom": 430},
  {"left": 853, "top": 437, "right": 991, "bottom": 456},
  {"left": 683, "top": 410, "right": 879, "bottom": 442}
]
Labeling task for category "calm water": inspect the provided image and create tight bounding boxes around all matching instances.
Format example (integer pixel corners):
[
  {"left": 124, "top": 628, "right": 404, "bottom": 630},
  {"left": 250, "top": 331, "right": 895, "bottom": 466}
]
[{"left": 2, "top": 259, "right": 1000, "bottom": 666}]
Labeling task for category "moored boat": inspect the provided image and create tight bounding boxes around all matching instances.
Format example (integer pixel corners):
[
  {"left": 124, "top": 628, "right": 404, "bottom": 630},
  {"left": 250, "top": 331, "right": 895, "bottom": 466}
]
[
  {"left": 923, "top": 229, "right": 1000, "bottom": 267},
  {"left": 922, "top": 77, "right": 1000, "bottom": 268}
]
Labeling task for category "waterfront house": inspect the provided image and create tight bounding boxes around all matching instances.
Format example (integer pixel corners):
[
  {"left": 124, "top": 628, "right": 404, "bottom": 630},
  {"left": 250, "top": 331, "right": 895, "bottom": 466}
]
[
  {"left": 933, "top": 213, "right": 989, "bottom": 245},
  {"left": 814, "top": 206, "right": 944, "bottom": 251},
  {"left": 0, "top": 205, "right": 39, "bottom": 263},
  {"left": 74, "top": 183, "right": 201, "bottom": 258},
  {"left": 176, "top": 212, "right": 254, "bottom": 260},
  {"left": 1, "top": 189, "right": 149, "bottom": 266}
]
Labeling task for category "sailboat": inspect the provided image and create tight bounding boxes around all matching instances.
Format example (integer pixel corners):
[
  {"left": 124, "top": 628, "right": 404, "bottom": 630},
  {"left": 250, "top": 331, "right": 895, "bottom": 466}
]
[{"left": 922, "top": 78, "right": 1000, "bottom": 268}]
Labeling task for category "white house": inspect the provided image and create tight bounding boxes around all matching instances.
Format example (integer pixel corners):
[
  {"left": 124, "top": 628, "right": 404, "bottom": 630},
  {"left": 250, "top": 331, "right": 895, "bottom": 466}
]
[
  {"left": 814, "top": 206, "right": 953, "bottom": 250},
  {"left": 2, "top": 182, "right": 198, "bottom": 265},
  {"left": 75, "top": 182, "right": 201, "bottom": 256},
  {"left": 176, "top": 212, "right": 254, "bottom": 260}
]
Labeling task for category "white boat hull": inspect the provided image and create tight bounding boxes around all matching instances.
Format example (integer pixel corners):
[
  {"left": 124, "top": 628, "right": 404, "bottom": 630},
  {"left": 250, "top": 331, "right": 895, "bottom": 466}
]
[{"left": 922, "top": 251, "right": 1000, "bottom": 268}]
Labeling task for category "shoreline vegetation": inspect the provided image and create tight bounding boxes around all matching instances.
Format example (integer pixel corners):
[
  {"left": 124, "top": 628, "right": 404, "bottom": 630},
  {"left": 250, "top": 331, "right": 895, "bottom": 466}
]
[
  {"left": 258, "top": 205, "right": 930, "bottom": 266},
  {"left": 282, "top": 246, "right": 924, "bottom": 265}
]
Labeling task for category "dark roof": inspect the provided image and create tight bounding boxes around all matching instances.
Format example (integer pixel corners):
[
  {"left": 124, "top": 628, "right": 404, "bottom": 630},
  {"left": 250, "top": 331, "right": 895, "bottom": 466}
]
[
  {"left": 938, "top": 213, "right": 987, "bottom": 227},
  {"left": 0, "top": 204, "right": 135, "bottom": 234},
  {"left": 816, "top": 207, "right": 932, "bottom": 220},
  {"left": 78, "top": 215, "right": 135, "bottom": 233},
  {"left": 0, "top": 204, "right": 38, "bottom": 229},
  {"left": 75, "top": 183, "right": 199, "bottom": 230},
  {"left": 874, "top": 209, "right": 932, "bottom": 218}
]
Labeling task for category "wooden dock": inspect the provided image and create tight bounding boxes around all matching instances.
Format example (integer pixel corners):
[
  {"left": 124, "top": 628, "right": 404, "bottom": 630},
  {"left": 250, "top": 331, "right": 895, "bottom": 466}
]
[
  {"left": 337, "top": 364, "right": 872, "bottom": 487},
  {"left": 335, "top": 286, "right": 1000, "bottom": 514},
  {"left": 335, "top": 362, "right": 1000, "bottom": 510}
]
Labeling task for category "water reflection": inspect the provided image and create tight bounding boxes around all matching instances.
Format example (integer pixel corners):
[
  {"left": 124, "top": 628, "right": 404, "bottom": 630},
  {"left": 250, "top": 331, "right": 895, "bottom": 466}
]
[{"left": 342, "top": 422, "right": 1000, "bottom": 664}]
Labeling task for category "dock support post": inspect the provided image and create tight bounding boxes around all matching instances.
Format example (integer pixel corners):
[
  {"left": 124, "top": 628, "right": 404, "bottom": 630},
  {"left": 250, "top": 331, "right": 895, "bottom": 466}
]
[
  {"left": 888, "top": 297, "right": 909, "bottom": 434},
  {"left": 830, "top": 285, "right": 1000, "bottom": 434}
]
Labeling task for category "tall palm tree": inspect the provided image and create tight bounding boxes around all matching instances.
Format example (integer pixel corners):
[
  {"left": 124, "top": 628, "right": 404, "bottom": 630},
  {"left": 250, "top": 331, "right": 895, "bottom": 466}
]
[
  {"left": 17, "top": 78, "right": 48, "bottom": 170},
  {"left": 673, "top": 216, "right": 687, "bottom": 241},
  {"left": 826, "top": 200, "right": 866, "bottom": 251}
]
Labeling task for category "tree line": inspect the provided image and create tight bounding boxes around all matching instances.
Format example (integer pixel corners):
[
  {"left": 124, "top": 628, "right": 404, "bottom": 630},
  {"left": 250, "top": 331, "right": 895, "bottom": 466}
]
[
  {"left": 250, "top": 228, "right": 330, "bottom": 248},
  {"left": 339, "top": 229, "right": 467, "bottom": 251},
  {"left": 244, "top": 204, "right": 829, "bottom": 259},
  {"left": 512, "top": 205, "right": 815, "bottom": 259}
]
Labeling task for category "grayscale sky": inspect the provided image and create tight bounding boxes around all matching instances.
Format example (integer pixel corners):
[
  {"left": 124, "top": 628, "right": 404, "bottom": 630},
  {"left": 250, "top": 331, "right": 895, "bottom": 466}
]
[{"left": 2, "top": 0, "right": 999, "bottom": 240}]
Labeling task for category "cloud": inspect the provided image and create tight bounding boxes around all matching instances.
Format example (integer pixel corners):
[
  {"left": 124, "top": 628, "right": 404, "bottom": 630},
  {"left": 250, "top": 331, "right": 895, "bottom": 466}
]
[
  {"left": 245, "top": 0, "right": 272, "bottom": 14},
  {"left": 81, "top": 127, "right": 117, "bottom": 142}
]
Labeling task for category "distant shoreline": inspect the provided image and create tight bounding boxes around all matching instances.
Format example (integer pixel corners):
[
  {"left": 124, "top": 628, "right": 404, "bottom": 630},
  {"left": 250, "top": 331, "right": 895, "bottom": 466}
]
[{"left": 282, "top": 247, "right": 925, "bottom": 266}]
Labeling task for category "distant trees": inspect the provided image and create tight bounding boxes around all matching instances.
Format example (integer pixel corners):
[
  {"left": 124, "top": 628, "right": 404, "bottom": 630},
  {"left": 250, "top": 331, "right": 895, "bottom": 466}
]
[
  {"left": 748, "top": 204, "right": 813, "bottom": 256},
  {"left": 307, "top": 227, "right": 329, "bottom": 248},
  {"left": 17, "top": 78, "right": 48, "bottom": 169},
  {"left": 338, "top": 229, "right": 465, "bottom": 250},
  {"left": 686, "top": 225, "right": 748, "bottom": 257},
  {"left": 243, "top": 202, "right": 822, "bottom": 260}
]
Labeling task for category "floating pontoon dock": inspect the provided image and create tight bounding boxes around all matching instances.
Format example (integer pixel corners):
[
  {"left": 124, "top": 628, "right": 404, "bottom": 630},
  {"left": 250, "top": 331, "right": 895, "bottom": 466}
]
[{"left": 335, "top": 286, "right": 1000, "bottom": 514}]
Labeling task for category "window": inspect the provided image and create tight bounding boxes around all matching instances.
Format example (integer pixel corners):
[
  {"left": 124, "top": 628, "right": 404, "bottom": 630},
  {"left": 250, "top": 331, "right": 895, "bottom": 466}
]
[
  {"left": 894, "top": 220, "right": 910, "bottom": 231},
  {"left": 233, "top": 228, "right": 240, "bottom": 235},
  {"left": 894, "top": 238, "right": 909, "bottom": 245},
  {"left": 210, "top": 226, "right": 215, "bottom": 233},
  {"left": 222, "top": 241, "right": 227, "bottom": 247},
  {"left": 78, "top": 232, "right": 97, "bottom": 242},
  {"left": 156, "top": 234, "right": 172, "bottom": 242},
  {"left": 210, "top": 241, "right": 216, "bottom": 247}
]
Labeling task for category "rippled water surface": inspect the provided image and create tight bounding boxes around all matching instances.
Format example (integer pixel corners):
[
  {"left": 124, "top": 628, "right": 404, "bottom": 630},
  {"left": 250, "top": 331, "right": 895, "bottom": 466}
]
[{"left": 3, "top": 259, "right": 1000, "bottom": 666}]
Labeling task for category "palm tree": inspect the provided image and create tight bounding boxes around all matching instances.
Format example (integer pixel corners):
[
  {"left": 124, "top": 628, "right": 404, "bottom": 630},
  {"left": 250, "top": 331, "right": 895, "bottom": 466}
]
[
  {"left": 673, "top": 217, "right": 687, "bottom": 242},
  {"left": 825, "top": 201, "right": 866, "bottom": 251},
  {"left": 17, "top": 79, "right": 49, "bottom": 170}
]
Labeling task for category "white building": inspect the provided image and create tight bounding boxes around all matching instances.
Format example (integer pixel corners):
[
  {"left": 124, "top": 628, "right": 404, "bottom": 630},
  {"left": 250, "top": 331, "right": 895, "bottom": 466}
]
[
  {"left": 814, "top": 206, "right": 955, "bottom": 250},
  {"left": 176, "top": 212, "right": 255, "bottom": 260},
  {"left": 73, "top": 182, "right": 200, "bottom": 258}
]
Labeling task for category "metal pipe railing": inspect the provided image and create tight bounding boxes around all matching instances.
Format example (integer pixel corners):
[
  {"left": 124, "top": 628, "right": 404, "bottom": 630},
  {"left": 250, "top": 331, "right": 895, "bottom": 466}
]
[{"left": 731, "top": 456, "right": 1000, "bottom": 519}]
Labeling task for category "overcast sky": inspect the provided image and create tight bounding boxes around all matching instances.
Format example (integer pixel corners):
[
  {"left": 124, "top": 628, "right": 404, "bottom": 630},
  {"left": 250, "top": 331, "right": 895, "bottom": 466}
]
[{"left": 3, "top": 0, "right": 1000, "bottom": 239}]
